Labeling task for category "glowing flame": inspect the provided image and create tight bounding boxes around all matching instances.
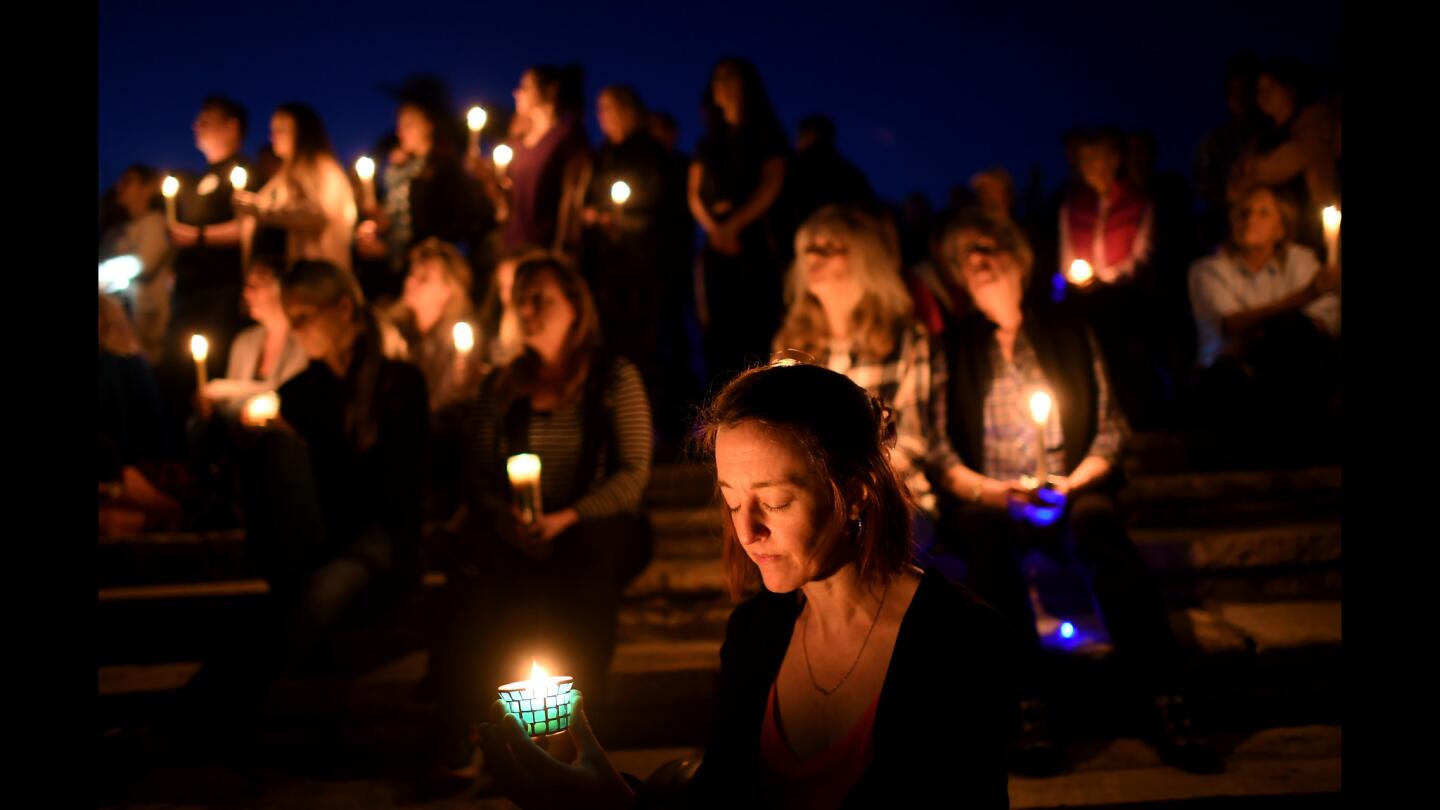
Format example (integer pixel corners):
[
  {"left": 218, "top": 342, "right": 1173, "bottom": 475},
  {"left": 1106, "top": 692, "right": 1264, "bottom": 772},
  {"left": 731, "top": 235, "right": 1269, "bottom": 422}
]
[
  {"left": 610, "top": 180, "right": 632, "bottom": 204},
  {"left": 244, "top": 392, "right": 280, "bottom": 425},
  {"left": 1029, "top": 391, "right": 1052, "bottom": 425},
  {"left": 161, "top": 176, "right": 180, "bottom": 198},
  {"left": 530, "top": 660, "right": 548, "bottom": 681},
  {"left": 190, "top": 334, "right": 209, "bottom": 362},
  {"left": 493, "top": 144, "right": 514, "bottom": 168},
  {"left": 99, "top": 255, "right": 142, "bottom": 292},
  {"left": 355, "top": 156, "right": 375, "bottom": 181},
  {"left": 1066, "top": 259, "right": 1094, "bottom": 286},
  {"left": 452, "top": 321, "right": 475, "bottom": 353},
  {"left": 1322, "top": 205, "right": 1341, "bottom": 232},
  {"left": 229, "top": 165, "right": 248, "bottom": 190},
  {"left": 467, "top": 106, "right": 488, "bottom": 132},
  {"left": 507, "top": 453, "right": 541, "bottom": 483}
]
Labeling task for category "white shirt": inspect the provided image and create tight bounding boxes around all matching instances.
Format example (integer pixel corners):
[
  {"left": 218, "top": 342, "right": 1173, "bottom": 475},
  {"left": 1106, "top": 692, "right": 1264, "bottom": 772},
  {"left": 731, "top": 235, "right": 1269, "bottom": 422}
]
[{"left": 1188, "top": 244, "right": 1341, "bottom": 369}]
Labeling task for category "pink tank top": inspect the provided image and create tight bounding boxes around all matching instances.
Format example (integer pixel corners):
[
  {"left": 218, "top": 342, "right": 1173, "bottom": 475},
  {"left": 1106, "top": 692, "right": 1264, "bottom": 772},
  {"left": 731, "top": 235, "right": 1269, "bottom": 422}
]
[{"left": 758, "top": 680, "right": 880, "bottom": 809}]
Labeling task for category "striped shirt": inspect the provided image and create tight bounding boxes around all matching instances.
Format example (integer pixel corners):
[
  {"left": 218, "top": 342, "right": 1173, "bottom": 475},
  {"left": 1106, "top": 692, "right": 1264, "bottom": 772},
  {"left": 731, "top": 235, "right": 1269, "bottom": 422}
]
[
  {"left": 464, "top": 358, "right": 653, "bottom": 520},
  {"left": 979, "top": 329, "right": 1125, "bottom": 483},
  {"left": 809, "top": 319, "right": 953, "bottom": 515}
]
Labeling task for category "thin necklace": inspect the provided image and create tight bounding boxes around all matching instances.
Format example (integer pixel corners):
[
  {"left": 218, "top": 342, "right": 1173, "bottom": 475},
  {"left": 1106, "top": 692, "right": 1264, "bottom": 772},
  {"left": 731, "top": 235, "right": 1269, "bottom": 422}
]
[{"left": 802, "top": 578, "right": 892, "bottom": 697}]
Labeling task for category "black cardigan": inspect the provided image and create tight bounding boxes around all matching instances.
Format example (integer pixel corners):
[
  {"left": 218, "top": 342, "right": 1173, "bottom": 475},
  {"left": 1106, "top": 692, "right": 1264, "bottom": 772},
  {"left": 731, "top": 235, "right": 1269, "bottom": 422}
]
[{"left": 681, "top": 567, "right": 1016, "bottom": 809}]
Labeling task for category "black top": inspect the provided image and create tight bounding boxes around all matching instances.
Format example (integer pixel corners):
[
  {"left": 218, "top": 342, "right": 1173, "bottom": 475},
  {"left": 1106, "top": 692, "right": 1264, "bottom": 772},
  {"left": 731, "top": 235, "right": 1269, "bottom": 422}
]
[
  {"left": 582, "top": 131, "right": 675, "bottom": 281},
  {"left": 409, "top": 154, "right": 491, "bottom": 254},
  {"left": 682, "top": 567, "right": 1016, "bottom": 809},
  {"left": 694, "top": 123, "right": 788, "bottom": 224},
  {"left": 941, "top": 303, "right": 1101, "bottom": 478},
  {"left": 277, "top": 339, "right": 429, "bottom": 574},
  {"left": 174, "top": 153, "right": 249, "bottom": 297},
  {"left": 782, "top": 143, "right": 878, "bottom": 228}
]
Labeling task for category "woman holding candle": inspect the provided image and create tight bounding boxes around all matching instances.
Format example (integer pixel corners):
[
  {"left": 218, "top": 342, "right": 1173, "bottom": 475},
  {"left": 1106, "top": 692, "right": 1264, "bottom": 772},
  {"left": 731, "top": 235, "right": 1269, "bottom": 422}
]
[
  {"left": 502, "top": 65, "right": 592, "bottom": 256},
  {"left": 429, "top": 253, "right": 653, "bottom": 776},
  {"left": 181, "top": 259, "right": 428, "bottom": 735},
  {"left": 690, "top": 57, "right": 790, "bottom": 383},
  {"left": 477, "top": 362, "right": 1014, "bottom": 808},
  {"left": 772, "top": 204, "right": 951, "bottom": 519},
  {"left": 386, "top": 237, "right": 485, "bottom": 413},
  {"left": 195, "top": 254, "right": 308, "bottom": 419},
  {"left": 233, "top": 102, "right": 357, "bottom": 273},
  {"left": 930, "top": 211, "right": 1217, "bottom": 775}
]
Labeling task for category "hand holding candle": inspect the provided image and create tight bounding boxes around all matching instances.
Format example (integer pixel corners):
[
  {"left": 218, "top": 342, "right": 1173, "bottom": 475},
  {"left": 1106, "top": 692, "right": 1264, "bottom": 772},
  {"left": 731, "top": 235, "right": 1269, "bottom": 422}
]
[
  {"left": 1321, "top": 205, "right": 1341, "bottom": 270},
  {"left": 507, "top": 453, "right": 543, "bottom": 525},
  {"left": 190, "top": 334, "right": 209, "bottom": 388},
  {"left": 1028, "top": 391, "right": 1052, "bottom": 488},
  {"left": 162, "top": 175, "right": 180, "bottom": 227},
  {"left": 498, "top": 660, "right": 574, "bottom": 737},
  {"left": 241, "top": 391, "right": 280, "bottom": 427},
  {"left": 355, "top": 156, "right": 377, "bottom": 211},
  {"left": 610, "top": 181, "right": 631, "bottom": 206},
  {"left": 1066, "top": 259, "right": 1094, "bottom": 287},
  {"left": 493, "top": 144, "right": 514, "bottom": 181},
  {"left": 229, "top": 165, "right": 248, "bottom": 193},
  {"left": 467, "top": 106, "right": 488, "bottom": 157}
]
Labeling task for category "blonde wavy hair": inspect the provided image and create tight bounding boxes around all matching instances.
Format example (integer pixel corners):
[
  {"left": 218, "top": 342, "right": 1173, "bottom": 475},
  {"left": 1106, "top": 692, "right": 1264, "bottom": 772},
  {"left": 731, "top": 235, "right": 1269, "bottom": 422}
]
[{"left": 774, "top": 205, "right": 914, "bottom": 361}]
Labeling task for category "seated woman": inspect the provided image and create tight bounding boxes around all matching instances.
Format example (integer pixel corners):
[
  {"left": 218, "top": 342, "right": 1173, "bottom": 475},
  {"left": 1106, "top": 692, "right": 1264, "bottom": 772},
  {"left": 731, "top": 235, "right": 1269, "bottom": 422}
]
[
  {"left": 387, "top": 237, "right": 487, "bottom": 414},
  {"left": 181, "top": 260, "right": 428, "bottom": 733},
  {"left": 475, "top": 246, "right": 547, "bottom": 370},
  {"left": 930, "top": 212, "right": 1217, "bottom": 775},
  {"left": 1187, "top": 184, "right": 1340, "bottom": 456},
  {"left": 772, "top": 204, "right": 950, "bottom": 517},
  {"left": 196, "top": 254, "right": 308, "bottom": 419},
  {"left": 431, "top": 254, "right": 653, "bottom": 775},
  {"left": 476, "top": 362, "right": 1015, "bottom": 808}
]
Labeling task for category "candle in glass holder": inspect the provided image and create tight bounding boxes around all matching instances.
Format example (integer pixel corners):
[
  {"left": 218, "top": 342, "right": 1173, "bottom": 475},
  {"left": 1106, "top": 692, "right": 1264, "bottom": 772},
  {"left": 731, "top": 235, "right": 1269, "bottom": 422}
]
[
  {"left": 190, "top": 334, "right": 209, "bottom": 388},
  {"left": 1029, "top": 391, "right": 1053, "bottom": 488},
  {"left": 493, "top": 144, "right": 514, "bottom": 180},
  {"left": 507, "top": 453, "right": 543, "bottom": 524},
  {"left": 1321, "top": 205, "right": 1341, "bottom": 270},
  {"left": 498, "top": 660, "right": 574, "bottom": 737},
  {"left": 243, "top": 392, "right": 280, "bottom": 427},
  {"left": 467, "top": 106, "right": 488, "bottom": 157},
  {"left": 162, "top": 176, "right": 180, "bottom": 226},
  {"left": 229, "top": 165, "right": 248, "bottom": 192},
  {"left": 1066, "top": 259, "right": 1094, "bottom": 287},
  {"left": 355, "top": 156, "right": 377, "bottom": 210}
]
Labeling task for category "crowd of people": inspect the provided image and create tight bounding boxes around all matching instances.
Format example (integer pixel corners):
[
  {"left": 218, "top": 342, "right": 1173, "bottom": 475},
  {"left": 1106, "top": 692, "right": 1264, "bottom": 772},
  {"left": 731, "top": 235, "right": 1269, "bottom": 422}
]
[{"left": 98, "top": 52, "right": 1341, "bottom": 807}]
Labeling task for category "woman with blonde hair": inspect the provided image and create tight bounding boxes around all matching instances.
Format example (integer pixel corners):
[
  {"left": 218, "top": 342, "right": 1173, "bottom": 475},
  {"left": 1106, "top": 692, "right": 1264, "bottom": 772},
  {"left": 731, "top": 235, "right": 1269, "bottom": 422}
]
[
  {"left": 387, "top": 237, "right": 485, "bottom": 413},
  {"left": 234, "top": 102, "right": 357, "bottom": 272},
  {"left": 773, "top": 204, "right": 949, "bottom": 515}
]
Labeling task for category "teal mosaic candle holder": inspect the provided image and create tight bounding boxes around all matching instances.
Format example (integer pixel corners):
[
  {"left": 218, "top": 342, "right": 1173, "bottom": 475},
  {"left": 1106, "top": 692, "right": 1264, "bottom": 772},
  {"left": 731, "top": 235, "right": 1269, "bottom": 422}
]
[{"left": 498, "top": 674, "right": 574, "bottom": 736}]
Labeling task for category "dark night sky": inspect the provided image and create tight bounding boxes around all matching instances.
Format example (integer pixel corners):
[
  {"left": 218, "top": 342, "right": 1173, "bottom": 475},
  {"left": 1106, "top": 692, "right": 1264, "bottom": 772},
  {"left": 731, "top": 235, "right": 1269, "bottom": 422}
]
[{"left": 99, "top": 0, "right": 1341, "bottom": 205}]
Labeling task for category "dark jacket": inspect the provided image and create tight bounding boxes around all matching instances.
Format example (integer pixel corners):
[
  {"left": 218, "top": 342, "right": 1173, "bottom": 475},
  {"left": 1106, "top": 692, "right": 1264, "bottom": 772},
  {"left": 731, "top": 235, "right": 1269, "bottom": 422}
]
[
  {"left": 941, "top": 303, "right": 1101, "bottom": 477},
  {"left": 683, "top": 567, "right": 1015, "bottom": 808}
]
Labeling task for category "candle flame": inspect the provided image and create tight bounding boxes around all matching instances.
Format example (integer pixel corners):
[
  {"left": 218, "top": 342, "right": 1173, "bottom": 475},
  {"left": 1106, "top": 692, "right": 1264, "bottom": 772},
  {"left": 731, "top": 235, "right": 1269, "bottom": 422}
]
[
  {"left": 1322, "top": 205, "right": 1341, "bottom": 231},
  {"left": 161, "top": 176, "right": 180, "bottom": 198},
  {"left": 507, "top": 453, "right": 542, "bottom": 481},
  {"left": 452, "top": 321, "right": 475, "bottom": 353},
  {"left": 190, "top": 334, "right": 209, "bottom": 362},
  {"left": 493, "top": 144, "right": 514, "bottom": 168},
  {"left": 610, "top": 180, "right": 632, "bottom": 204},
  {"left": 1066, "top": 259, "right": 1094, "bottom": 285},
  {"left": 1029, "top": 391, "right": 1052, "bottom": 425},
  {"left": 355, "top": 156, "right": 375, "bottom": 181},
  {"left": 244, "top": 392, "right": 280, "bottom": 424},
  {"left": 467, "top": 106, "right": 488, "bottom": 132},
  {"left": 229, "top": 165, "right": 248, "bottom": 191},
  {"left": 530, "top": 660, "right": 548, "bottom": 681}
]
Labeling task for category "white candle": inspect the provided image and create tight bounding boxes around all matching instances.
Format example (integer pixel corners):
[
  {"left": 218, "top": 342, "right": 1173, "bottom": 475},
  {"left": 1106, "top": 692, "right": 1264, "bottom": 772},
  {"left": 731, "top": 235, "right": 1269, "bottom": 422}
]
[
  {"left": 243, "top": 392, "right": 280, "bottom": 426},
  {"left": 610, "top": 180, "right": 631, "bottom": 205},
  {"left": 493, "top": 144, "right": 514, "bottom": 179},
  {"left": 1066, "top": 259, "right": 1094, "bottom": 287},
  {"left": 497, "top": 660, "right": 575, "bottom": 737},
  {"left": 507, "top": 453, "right": 543, "bottom": 524},
  {"left": 190, "top": 334, "right": 209, "bottom": 388},
  {"left": 1321, "top": 206, "right": 1341, "bottom": 270},
  {"left": 355, "top": 156, "right": 377, "bottom": 210},
  {"left": 467, "top": 106, "right": 487, "bottom": 157},
  {"left": 1029, "top": 391, "right": 1053, "bottom": 487},
  {"left": 229, "top": 165, "right": 248, "bottom": 192},
  {"left": 162, "top": 175, "right": 180, "bottom": 227},
  {"left": 453, "top": 321, "right": 475, "bottom": 376}
]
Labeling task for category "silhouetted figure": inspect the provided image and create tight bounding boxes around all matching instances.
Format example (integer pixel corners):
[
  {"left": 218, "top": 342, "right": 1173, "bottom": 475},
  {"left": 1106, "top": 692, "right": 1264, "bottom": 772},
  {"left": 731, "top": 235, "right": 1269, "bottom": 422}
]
[{"left": 782, "top": 114, "right": 877, "bottom": 230}]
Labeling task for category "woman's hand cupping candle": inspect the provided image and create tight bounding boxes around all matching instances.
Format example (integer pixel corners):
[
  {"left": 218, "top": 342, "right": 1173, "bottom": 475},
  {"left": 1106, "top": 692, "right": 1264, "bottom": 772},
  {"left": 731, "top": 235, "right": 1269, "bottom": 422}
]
[{"left": 498, "top": 660, "right": 575, "bottom": 737}]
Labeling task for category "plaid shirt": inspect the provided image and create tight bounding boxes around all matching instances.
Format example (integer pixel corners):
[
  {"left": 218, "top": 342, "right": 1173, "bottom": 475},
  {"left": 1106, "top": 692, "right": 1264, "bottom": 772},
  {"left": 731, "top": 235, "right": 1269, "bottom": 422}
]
[
  {"left": 977, "top": 329, "right": 1126, "bottom": 482},
  {"left": 810, "top": 319, "right": 954, "bottom": 514}
]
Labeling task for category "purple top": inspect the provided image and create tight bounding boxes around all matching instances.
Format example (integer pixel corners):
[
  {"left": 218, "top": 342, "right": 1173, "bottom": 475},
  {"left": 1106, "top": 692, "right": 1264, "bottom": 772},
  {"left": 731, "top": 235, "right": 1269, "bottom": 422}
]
[{"left": 504, "top": 115, "right": 587, "bottom": 251}]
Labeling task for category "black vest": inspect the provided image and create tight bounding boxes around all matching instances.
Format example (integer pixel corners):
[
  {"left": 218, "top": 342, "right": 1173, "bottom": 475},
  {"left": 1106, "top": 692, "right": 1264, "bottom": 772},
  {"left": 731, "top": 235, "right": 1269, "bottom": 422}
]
[{"left": 942, "top": 304, "right": 1100, "bottom": 478}]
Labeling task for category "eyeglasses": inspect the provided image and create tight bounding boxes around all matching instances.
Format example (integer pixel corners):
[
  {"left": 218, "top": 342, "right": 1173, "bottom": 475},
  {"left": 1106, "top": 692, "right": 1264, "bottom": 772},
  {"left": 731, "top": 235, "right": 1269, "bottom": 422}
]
[{"left": 803, "top": 243, "right": 848, "bottom": 258}]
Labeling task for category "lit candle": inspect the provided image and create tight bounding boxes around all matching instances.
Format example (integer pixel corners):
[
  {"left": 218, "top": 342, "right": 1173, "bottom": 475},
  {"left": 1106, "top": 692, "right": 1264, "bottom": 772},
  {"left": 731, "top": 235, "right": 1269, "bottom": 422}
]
[
  {"left": 162, "top": 175, "right": 180, "bottom": 227},
  {"left": 229, "top": 165, "right": 248, "bottom": 192},
  {"left": 506, "top": 453, "right": 543, "bottom": 524},
  {"left": 467, "top": 106, "right": 488, "bottom": 157},
  {"left": 355, "top": 156, "right": 377, "bottom": 210},
  {"left": 453, "top": 321, "right": 474, "bottom": 376},
  {"left": 610, "top": 180, "right": 631, "bottom": 206},
  {"left": 242, "top": 391, "right": 280, "bottom": 427},
  {"left": 1029, "top": 391, "right": 1053, "bottom": 488},
  {"left": 1066, "top": 259, "right": 1094, "bottom": 287},
  {"left": 498, "top": 660, "right": 575, "bottom": 737},
  {"left": 190, "top": 334, "right": 209, "bottom": 388},
  {"left": 1321, "top": 205, "right": 1341, "bottom": 270},
  {"left": 493, "top": 143, "right": 514, "bottom": 180}
]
